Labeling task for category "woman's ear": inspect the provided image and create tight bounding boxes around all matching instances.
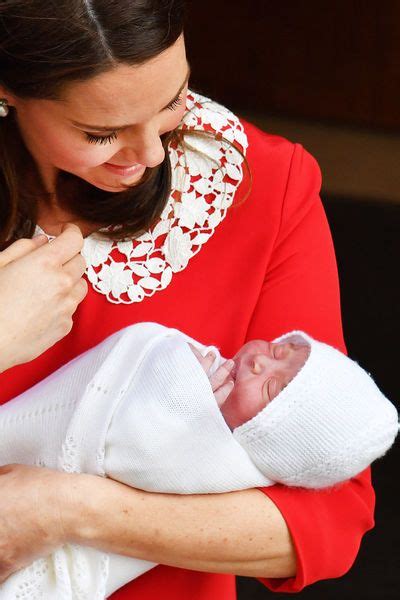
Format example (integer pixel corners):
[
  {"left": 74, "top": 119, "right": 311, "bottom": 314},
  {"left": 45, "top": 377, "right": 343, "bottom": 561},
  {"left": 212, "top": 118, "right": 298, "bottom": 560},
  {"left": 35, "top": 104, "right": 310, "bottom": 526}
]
[{"left": 0, "top": 86, "right": 16, "bottom": 106}]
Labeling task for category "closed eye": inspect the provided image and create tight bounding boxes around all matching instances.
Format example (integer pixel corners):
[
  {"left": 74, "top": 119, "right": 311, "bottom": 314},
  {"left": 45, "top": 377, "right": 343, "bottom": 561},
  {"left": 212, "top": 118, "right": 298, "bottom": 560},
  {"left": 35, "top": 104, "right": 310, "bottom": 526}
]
[
  {"left": 166, "top": 93, "right": 184, "bottom": 111},
  {"left": 271, "top": 344, "right": 282, "bottom": 359},
  {"left": 85, "top": 131, "right": 119, "bottom": 145},
  {"left": 272, "top": 344, "right": 290, "bottom": 360},
  {"left": 83, "top": 92, "right": 185, "bottom": 145}
]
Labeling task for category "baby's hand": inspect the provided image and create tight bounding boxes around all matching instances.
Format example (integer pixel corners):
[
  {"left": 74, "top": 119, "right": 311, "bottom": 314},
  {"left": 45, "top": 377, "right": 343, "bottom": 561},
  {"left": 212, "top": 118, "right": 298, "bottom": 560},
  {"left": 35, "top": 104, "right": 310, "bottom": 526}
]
[{"left": 189, "top": 344, "right": 235, "bottom": 407}]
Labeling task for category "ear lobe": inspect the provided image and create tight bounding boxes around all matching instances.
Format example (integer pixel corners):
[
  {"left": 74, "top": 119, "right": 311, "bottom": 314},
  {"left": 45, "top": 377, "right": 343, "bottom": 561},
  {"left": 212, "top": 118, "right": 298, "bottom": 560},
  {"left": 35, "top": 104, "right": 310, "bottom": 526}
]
[
  {"left": 262, "top": 379, "right": 271, "bottom": 406},
  {"left": 262, "top": 377, "right": 282, "bottom": 404},
  {"left": 0, "top": 87, "right": 16, "bottom": 106}
]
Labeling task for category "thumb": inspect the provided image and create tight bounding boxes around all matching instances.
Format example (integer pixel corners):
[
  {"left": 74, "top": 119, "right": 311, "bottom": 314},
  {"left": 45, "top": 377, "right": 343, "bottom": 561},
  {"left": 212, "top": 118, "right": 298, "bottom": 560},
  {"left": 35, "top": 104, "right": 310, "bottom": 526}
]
[
  {"left": 60, "top": 222, "right": 83, "bottom": 236},
  {"left": 0, "top": 235, "right": 48, "bottom": 267}
]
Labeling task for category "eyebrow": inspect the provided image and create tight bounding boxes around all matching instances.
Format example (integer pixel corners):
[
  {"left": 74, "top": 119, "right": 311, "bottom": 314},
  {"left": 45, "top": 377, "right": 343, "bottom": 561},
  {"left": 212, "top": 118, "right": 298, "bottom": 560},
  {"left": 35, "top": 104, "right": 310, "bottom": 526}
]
[{"left": 71, "top": 64, "right": 191, "bottom": 132}]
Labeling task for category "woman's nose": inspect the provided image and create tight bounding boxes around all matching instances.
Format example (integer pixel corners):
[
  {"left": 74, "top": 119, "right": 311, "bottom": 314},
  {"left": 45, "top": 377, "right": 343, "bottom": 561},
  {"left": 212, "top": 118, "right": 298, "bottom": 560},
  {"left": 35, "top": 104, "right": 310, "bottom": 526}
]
[{"left": 119, "top": 126, "right": 165, "bottom": 168}]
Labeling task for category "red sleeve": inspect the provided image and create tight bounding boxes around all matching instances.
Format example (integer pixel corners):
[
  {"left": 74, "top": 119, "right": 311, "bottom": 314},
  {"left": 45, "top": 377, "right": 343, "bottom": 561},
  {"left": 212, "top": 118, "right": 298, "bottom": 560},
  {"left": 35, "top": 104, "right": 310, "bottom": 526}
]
[{"left": 246, "top": 142, "right": 375, "bottom": 591}]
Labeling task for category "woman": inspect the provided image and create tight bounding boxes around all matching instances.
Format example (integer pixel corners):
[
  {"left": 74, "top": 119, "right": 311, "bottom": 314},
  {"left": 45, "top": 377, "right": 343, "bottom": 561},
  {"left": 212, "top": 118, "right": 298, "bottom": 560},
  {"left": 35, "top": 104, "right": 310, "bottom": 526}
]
[{"left": 0, "top": 1, "right": 374, "bottom": 598}]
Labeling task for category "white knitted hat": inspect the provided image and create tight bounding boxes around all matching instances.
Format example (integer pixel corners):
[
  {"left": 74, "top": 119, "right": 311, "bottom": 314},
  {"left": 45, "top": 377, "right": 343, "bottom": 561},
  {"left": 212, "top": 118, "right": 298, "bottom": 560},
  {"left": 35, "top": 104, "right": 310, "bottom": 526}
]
[{"left": 233, "top": 331, "right": 399, "bottom": 488}]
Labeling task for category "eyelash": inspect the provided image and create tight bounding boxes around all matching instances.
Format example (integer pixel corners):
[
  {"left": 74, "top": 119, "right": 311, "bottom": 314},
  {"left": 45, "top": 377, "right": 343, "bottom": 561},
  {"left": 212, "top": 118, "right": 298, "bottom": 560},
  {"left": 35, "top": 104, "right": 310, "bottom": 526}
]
[
  {"left": 84, "top": 94, "right": 185, "bottom": 145},
  {"left": 85, "top": 131, "right": 118, "bottom": 146},
  {"left": 166, "top": 95, "right": 184, "bottom": 111}
]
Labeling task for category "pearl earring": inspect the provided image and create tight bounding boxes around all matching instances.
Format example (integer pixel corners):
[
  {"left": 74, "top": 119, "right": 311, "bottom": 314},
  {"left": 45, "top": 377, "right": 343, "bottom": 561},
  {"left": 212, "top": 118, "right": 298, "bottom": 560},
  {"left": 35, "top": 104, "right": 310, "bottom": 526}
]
[{"left": 0, "top": 99, "right": 9, "bottom": 117}]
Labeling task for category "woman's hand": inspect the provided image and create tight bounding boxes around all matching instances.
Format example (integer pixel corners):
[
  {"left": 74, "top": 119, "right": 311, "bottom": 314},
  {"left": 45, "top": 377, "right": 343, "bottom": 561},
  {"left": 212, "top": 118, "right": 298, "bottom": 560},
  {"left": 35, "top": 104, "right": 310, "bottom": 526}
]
[
  {"left": 0, "top": 223, "right": 88, "bottom": 373},
  {"left": 0, "top": 464, "right": 70, "bottom": 584}
]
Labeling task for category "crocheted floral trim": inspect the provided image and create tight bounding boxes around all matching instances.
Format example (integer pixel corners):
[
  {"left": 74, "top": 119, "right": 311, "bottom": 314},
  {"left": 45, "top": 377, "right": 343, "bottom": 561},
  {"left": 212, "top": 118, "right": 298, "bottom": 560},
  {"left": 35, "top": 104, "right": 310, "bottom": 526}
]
[{"left": 36, "top": 90, "right": 248, "bottom": 304}]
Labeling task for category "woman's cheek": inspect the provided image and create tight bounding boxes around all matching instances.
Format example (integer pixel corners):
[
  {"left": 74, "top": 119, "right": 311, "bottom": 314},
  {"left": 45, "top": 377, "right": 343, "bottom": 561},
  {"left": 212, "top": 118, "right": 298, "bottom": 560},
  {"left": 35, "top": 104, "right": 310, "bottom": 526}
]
[
  {"left": 52, "top": 101, "right": 187, "bottom": 171},
  {"left": 160, "top": 91, "right": 189, "bottom": 135},
  {"left": 163, "top": 110, "right": 186, "bottom": 134},
  {"left": 51, "top": 136, "right": 118, "bottom": 170}
]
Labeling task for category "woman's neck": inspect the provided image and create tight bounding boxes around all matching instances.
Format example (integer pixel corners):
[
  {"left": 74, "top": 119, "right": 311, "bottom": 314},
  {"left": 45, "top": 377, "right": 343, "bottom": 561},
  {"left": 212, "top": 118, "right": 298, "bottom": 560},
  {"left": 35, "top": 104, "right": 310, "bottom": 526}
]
[
  {"left": 37, "top": 202, "right": 100, "bottom": 238},
  {"left": 34, "top": 163, "right": 97, "bottom": 237}
]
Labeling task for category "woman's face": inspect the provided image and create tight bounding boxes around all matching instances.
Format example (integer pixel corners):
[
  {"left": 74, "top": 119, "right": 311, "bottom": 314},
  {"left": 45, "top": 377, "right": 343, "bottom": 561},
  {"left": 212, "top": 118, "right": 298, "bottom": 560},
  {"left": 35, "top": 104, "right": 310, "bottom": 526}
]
[{"left": 5, "top": 35, "right": 189, "bottom": 193}]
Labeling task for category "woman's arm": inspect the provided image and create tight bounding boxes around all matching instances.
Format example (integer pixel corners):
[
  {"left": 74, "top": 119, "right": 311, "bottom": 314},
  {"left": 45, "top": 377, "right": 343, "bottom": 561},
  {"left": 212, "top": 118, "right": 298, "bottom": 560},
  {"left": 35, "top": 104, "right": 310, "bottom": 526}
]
[
  {"left": 0, "top": 463, "right": 295, "bottom": 582},
  {"left": 64, "top": 470, "right": 296, "bottom": 578}
]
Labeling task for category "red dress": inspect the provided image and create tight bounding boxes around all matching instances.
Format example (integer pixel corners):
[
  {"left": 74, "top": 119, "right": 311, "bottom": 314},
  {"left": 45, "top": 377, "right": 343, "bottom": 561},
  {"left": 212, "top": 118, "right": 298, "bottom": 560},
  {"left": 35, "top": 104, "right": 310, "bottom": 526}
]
[{"left": 0, "top": 114, "right": 375, "bottom": 596}]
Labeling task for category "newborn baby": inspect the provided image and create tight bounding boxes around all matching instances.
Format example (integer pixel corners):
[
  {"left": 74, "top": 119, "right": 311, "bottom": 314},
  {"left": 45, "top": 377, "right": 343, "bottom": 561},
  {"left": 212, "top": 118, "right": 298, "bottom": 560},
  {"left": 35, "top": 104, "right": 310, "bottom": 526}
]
[
  {"left": 190, "top": 335, "right": 311, "bottom": 429},
  {"left": 0, "top": 323, "right": 397, "bottom": 599}
]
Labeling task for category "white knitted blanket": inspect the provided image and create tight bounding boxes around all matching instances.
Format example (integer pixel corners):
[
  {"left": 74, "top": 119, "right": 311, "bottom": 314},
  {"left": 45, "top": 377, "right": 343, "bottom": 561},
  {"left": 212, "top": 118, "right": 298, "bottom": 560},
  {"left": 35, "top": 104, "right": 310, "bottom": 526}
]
[{"left": 0, "top": 323, "right": 272, "bottom": 599}]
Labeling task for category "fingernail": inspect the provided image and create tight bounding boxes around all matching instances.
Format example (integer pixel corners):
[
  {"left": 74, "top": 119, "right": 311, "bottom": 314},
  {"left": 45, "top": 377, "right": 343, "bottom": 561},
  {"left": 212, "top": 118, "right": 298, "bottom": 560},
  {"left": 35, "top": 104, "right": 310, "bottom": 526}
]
[
  {"left": 207, "top": 351, "right": 215, "bottom": 359},
  {"left": 224, "top": 359, "right": 234, "bottom": 370}
]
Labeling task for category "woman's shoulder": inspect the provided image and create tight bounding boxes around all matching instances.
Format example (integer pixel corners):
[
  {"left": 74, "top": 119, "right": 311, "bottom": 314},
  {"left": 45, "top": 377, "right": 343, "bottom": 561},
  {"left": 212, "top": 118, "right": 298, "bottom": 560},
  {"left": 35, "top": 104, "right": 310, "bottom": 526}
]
[
  {"left": 240, "top": 117, "right": 322, "bottom": 193},
  {"left": 241, "top": 118, "right": 295, "bottom": 162},
  {"left": 185, "top": 90, "right": 319, "bottom": 183}
]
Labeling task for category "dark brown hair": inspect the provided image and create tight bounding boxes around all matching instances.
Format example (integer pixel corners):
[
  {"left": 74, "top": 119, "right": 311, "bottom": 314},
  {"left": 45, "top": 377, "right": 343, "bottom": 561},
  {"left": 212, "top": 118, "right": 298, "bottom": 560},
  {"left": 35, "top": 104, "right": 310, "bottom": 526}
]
[{"left": 0, "top": 0, "right": 250, "bottom": 244}]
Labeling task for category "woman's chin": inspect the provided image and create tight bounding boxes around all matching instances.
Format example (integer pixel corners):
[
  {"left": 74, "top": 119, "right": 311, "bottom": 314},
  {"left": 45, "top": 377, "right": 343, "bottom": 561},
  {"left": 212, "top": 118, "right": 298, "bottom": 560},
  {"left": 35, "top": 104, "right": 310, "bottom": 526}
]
[
  {"left": 78, "top": 177, "right": 129, "bottom": 193},
  {"left": 92, "top": 182, "right": 127, "bottom": 192},
  {"left": 82, "top": 172, "right": 145, "bottom": 192}
]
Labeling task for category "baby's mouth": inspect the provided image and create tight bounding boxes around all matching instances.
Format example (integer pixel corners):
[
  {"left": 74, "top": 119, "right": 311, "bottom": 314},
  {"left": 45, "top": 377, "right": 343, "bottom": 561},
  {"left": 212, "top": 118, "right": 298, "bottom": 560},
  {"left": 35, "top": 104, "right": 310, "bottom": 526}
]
[{"left": 230, "top": 362, "right": 237, "bottom": 381}]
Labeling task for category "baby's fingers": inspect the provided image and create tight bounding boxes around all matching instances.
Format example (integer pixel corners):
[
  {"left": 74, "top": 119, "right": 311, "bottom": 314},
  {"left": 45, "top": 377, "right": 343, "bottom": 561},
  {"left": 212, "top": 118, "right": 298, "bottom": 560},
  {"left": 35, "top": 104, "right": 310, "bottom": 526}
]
[
  {"left": 214, "top": 379, "right": 235, "bottom": 408},
  {"left": 188, "top": 344, "right": 215, "bottom": 374},
  {"left": 210, "top": 359, "right": 234, "bottom": 392}
]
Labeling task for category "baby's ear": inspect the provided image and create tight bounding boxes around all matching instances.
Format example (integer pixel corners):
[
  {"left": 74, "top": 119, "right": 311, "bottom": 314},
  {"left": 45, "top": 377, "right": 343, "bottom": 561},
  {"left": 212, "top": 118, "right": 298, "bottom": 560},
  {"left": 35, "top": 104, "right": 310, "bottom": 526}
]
[{"left": 262, "top": 377, "right": 282, "bottom": 405}]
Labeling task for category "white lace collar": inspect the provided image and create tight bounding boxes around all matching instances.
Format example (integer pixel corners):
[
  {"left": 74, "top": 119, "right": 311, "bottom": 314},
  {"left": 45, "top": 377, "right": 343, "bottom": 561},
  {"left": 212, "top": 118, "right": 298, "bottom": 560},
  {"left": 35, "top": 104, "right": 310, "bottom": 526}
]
[{"left": 35, "top": 90, "right": 248, "bottom": 304}]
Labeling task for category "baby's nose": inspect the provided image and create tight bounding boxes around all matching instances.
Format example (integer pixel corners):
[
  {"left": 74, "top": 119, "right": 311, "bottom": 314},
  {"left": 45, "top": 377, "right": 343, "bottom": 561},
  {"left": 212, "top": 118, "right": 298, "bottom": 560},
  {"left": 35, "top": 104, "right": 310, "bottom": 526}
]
[{"left": 251, "top": 354, "right": 271, "bottom": 374}]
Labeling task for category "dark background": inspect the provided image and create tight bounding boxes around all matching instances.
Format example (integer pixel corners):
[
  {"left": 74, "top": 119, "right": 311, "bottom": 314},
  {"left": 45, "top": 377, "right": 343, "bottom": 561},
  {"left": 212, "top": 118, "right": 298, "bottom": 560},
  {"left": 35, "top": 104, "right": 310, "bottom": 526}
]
[
  {"left": 185, "top": 2, "right": 399, "bottom": 598},
  {"left": 186, "top": 0, "right": 400, "bottom": 130}
]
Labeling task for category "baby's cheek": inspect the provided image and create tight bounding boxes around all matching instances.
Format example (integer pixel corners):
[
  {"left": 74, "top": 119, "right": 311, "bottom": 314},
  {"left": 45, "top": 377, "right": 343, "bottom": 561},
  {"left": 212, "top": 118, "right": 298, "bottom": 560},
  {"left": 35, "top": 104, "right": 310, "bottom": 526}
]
[
  {"left": 241, "top": 392, "right": 269, "bottom": 424},
  {"left": 220, "top": 391, "right": 247, "bottom": 429},
  {"left": 221, "top": 386, "right": 268, "bottom": 429}
]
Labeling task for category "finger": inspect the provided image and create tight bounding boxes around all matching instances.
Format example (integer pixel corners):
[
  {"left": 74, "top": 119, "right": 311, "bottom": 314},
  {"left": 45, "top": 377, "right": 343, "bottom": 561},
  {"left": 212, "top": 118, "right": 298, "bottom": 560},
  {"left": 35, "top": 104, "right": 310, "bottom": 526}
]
[
  {"left": 196, "top": 352, "right": 215, "bottom": 374},
  {"left": 37, "top": 223, "right": 84, "bottom": 265},
  {"left": 71, "top": 278, "right": 89, "bottom": 310},
  {"left": 214, "top": 380, "right": 235, "bottom": 408},
  {"left": 62, "top": 253, "right": 87, "bottom": 283},
  {"left": 188, "top": 343, "right": 203, "bottom": 360},
  {"left": 32, "top": 234, "right": 49, "bottom": 247},
  {"left": 210, "top": 359, "right": 234, "bottom": 392},
  {"left": 0, "top": 463, "right": 16, "bottom": 474},
  {"left": 0, "top": 236, "right": 48, "bottom": 267},
  {"left": 188, "top": 345, "right": 215, "bottom": 373}
]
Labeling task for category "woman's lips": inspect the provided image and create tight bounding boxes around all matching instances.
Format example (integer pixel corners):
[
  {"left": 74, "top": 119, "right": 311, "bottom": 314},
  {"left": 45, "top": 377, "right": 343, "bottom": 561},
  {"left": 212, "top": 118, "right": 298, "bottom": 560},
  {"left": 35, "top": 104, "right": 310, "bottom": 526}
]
[{"left": 103, "top": 162, "right": 145, "bottom": 177}]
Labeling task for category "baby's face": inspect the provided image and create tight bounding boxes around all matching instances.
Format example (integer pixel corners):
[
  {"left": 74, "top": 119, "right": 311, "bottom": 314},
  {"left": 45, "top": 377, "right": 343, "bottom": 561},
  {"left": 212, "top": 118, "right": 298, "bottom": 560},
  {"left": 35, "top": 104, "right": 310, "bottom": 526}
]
[{"left": 220, "top": 338, "right": 310, "bottom": 429}]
